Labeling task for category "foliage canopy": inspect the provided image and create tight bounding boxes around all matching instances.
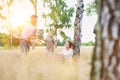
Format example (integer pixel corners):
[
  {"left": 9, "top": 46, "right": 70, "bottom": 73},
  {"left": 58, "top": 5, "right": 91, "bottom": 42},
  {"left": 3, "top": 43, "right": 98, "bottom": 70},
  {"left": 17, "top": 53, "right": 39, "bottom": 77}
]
[{"left": 43, "top": 0, "right": 74, "bottom": 39}]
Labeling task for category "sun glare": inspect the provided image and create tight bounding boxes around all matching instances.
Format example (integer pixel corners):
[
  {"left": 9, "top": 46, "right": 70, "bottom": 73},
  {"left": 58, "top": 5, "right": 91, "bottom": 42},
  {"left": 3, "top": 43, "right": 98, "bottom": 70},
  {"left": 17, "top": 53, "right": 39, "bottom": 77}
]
[
  {"left": 10, "top": 1, "right": 34, "bottom": 29},
  {"left": 11, "top": 11, "right": 29, "bottom": 28}
]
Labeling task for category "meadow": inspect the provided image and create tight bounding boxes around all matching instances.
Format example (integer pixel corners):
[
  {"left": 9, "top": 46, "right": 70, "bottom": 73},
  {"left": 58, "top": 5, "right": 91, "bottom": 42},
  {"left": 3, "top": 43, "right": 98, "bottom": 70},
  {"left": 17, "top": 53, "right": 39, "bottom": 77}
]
[{"left": 0, "top": 46, "right": 93, "bottom": 80}]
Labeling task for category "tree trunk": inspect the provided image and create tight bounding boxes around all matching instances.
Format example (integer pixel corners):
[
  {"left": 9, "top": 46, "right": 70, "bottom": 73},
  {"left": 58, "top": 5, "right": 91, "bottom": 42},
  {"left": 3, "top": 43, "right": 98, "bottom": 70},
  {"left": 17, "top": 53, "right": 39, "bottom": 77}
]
[
  {"left": 35, "top": 0, "right": 37, "bottom": 15},
  {"left": 30, "top": 0, "right": 37, "bottom": 15},
  {"left": 73, "top": 0, "right": 84, "bottom": 59},
  {"left": 7, "top": 0, "right": 13, "bottom": 50},
  {"left": 91, "top": 0, "right": 120, "bottom": 80}
]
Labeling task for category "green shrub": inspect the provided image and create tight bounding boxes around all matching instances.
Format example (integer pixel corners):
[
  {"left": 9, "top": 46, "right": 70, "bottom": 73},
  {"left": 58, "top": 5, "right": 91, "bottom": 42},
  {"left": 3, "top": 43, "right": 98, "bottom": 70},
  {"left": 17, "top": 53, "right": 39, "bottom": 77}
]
[{"left": 81, "top": 41, "right": 95, "bottom": 46}]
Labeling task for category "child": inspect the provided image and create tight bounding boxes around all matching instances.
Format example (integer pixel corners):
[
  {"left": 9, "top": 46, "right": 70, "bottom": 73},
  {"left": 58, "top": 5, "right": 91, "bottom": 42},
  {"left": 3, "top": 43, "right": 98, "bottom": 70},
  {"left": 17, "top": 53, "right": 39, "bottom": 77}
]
[{"left": 45, "top": 32, "right": 56, "bottom": 53}]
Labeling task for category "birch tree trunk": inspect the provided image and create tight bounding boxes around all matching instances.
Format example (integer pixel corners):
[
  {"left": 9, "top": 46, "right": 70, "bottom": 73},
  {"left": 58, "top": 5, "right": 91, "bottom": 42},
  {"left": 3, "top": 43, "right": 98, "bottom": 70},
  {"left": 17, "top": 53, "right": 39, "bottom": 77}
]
[
  {"left": 91, "top": 0, "right": 120, "bottom": 80},
  {"left": 30, "top": 0, "right": 37, "bottom": 15},
  {"left": 73, "top": 0, "right": 84, "bottom": 59}
]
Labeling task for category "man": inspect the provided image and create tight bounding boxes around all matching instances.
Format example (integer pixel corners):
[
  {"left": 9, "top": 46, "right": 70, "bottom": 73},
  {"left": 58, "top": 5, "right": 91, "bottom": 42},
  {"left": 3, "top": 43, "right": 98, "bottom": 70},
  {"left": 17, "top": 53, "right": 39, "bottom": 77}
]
[{"left": 20, "top": 15, "right": 37, "bottom": 53}]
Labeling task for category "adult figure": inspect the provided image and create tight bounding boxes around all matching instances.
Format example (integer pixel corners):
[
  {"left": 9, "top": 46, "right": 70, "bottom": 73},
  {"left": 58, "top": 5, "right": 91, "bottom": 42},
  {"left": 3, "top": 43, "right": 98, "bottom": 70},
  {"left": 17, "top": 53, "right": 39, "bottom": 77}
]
[{"left": 20, "top": 15, "right": 37, "bottom": 53}]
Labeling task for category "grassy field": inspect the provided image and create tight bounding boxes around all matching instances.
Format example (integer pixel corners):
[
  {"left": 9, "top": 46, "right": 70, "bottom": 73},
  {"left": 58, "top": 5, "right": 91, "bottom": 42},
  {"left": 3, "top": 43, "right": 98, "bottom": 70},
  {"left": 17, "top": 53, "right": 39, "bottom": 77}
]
[{"left": 0, "top": 46, "right": 93, "bottom": 80}]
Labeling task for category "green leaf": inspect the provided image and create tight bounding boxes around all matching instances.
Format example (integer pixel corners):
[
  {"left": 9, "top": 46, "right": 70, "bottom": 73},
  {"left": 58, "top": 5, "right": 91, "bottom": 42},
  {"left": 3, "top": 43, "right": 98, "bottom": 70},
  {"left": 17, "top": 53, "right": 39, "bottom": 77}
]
[
  {"left": 85, "top": 1, "right": 97, "bottom": 16},
  {"left": 43, "top": 0, "right": 74, "bottom": 39}
]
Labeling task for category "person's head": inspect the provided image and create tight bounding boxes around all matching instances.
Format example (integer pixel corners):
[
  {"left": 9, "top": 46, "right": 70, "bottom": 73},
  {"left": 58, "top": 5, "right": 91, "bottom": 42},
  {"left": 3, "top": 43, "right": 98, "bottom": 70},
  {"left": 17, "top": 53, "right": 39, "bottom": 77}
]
[
  {"left": 65, "top": 41, "right": 73, "bottom": 49},
  {"left": 30, "top": 15, "right": 38, "bottom": 26},
  {"left": 47, "top": 32, "right": 53, "bottom": 37}
]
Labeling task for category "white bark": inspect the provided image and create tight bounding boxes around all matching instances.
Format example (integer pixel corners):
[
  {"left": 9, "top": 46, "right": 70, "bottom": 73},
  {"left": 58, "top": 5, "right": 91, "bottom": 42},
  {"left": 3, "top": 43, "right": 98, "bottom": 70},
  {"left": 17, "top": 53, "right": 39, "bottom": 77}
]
[
  {"left": 91, "top": 0, "right": 120, "bottom": 80},
  {"left": 73, "top": 0, "right": 84, "bottom": 57}
]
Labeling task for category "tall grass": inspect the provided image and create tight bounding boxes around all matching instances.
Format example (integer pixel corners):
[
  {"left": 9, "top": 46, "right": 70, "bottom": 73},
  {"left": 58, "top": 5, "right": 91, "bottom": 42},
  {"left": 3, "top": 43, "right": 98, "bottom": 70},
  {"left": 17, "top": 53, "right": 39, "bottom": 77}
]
[{"left": 0, "top": 46, "right": 93, "bottom": 80}]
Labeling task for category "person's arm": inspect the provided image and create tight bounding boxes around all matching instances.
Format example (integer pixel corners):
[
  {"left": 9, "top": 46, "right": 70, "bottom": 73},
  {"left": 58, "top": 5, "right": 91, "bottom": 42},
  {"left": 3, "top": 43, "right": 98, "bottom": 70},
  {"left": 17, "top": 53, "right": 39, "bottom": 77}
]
[
  {"left": 53, "top": 39, "right": 57, "bottom": 48},
  {"left": 28, "top": 27, "right": 37, "bottom": 39},
  {"left": 56, "top": 50, "right": 64, "bottom": 59},
  {"left": 44, "top": 36, "right": 48, "bottom": 42},
  {"left": 28, "top": 33, "right": 36, "bottom": 40}
]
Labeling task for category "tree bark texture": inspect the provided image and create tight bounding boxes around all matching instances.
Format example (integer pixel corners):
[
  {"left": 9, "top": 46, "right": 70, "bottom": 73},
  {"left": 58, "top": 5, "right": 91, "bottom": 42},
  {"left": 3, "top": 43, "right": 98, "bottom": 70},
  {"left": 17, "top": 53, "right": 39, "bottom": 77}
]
[
  {"left": 73, "top": 0, "right": 84, "bottom": 58},
  {"left": 91, "top": 0, "right": 120, "bottom": 80}
]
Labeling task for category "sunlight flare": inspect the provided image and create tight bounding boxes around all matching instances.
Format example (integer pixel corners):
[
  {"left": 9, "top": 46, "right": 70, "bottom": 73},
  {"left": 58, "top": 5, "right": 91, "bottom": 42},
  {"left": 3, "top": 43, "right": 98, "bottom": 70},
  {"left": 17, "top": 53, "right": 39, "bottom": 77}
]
[{"left": 11, "top": 11, "right": 28, "bottom": 28}]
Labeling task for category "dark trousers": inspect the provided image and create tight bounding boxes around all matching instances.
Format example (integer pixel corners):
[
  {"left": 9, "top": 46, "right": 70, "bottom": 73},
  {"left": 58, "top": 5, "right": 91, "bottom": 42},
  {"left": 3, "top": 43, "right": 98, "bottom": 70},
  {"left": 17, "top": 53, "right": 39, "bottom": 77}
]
[{"left": 20, "top": 39, "right": 31, "bottom": 53}]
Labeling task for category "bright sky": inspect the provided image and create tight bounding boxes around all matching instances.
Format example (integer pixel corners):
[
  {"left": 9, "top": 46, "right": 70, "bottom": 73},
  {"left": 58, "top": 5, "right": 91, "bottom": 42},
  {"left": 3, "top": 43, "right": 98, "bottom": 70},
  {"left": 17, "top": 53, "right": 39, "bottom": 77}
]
[
  {"left": 0, "top": 0, "right": 97, "bottom": 43},
  {"left": 10, "top": 0, "right": 34, "bottom": 27},
  {"left": 82, "top": 0, "right": 97, "bottom": 42},
  {"left": 64, "top": 0, "right": 97, "bottom": 42},
  {"left": 37, "top": 0, "right": 98, "bottom": 42}
]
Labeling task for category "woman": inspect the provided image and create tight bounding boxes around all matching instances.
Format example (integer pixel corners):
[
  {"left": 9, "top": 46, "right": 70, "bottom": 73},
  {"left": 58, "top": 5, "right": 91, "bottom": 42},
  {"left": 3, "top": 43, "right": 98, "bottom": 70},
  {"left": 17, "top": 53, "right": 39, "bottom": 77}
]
[{"left": 58, "top": 41, "right": 73, "bottom": 62}]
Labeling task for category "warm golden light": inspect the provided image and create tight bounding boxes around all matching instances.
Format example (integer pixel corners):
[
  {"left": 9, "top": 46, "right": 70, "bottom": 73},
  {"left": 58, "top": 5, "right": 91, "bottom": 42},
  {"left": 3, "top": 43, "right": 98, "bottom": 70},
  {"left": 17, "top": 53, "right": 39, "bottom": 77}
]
[
  {"left": 11, "top": 11, "right": 28, "bottom": 28},
  {"left": 10, "top": 9, "right": 31, "bottom": 38},
  {"left": 10, "top": 1, "right": 35, "bottom": 29}
]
